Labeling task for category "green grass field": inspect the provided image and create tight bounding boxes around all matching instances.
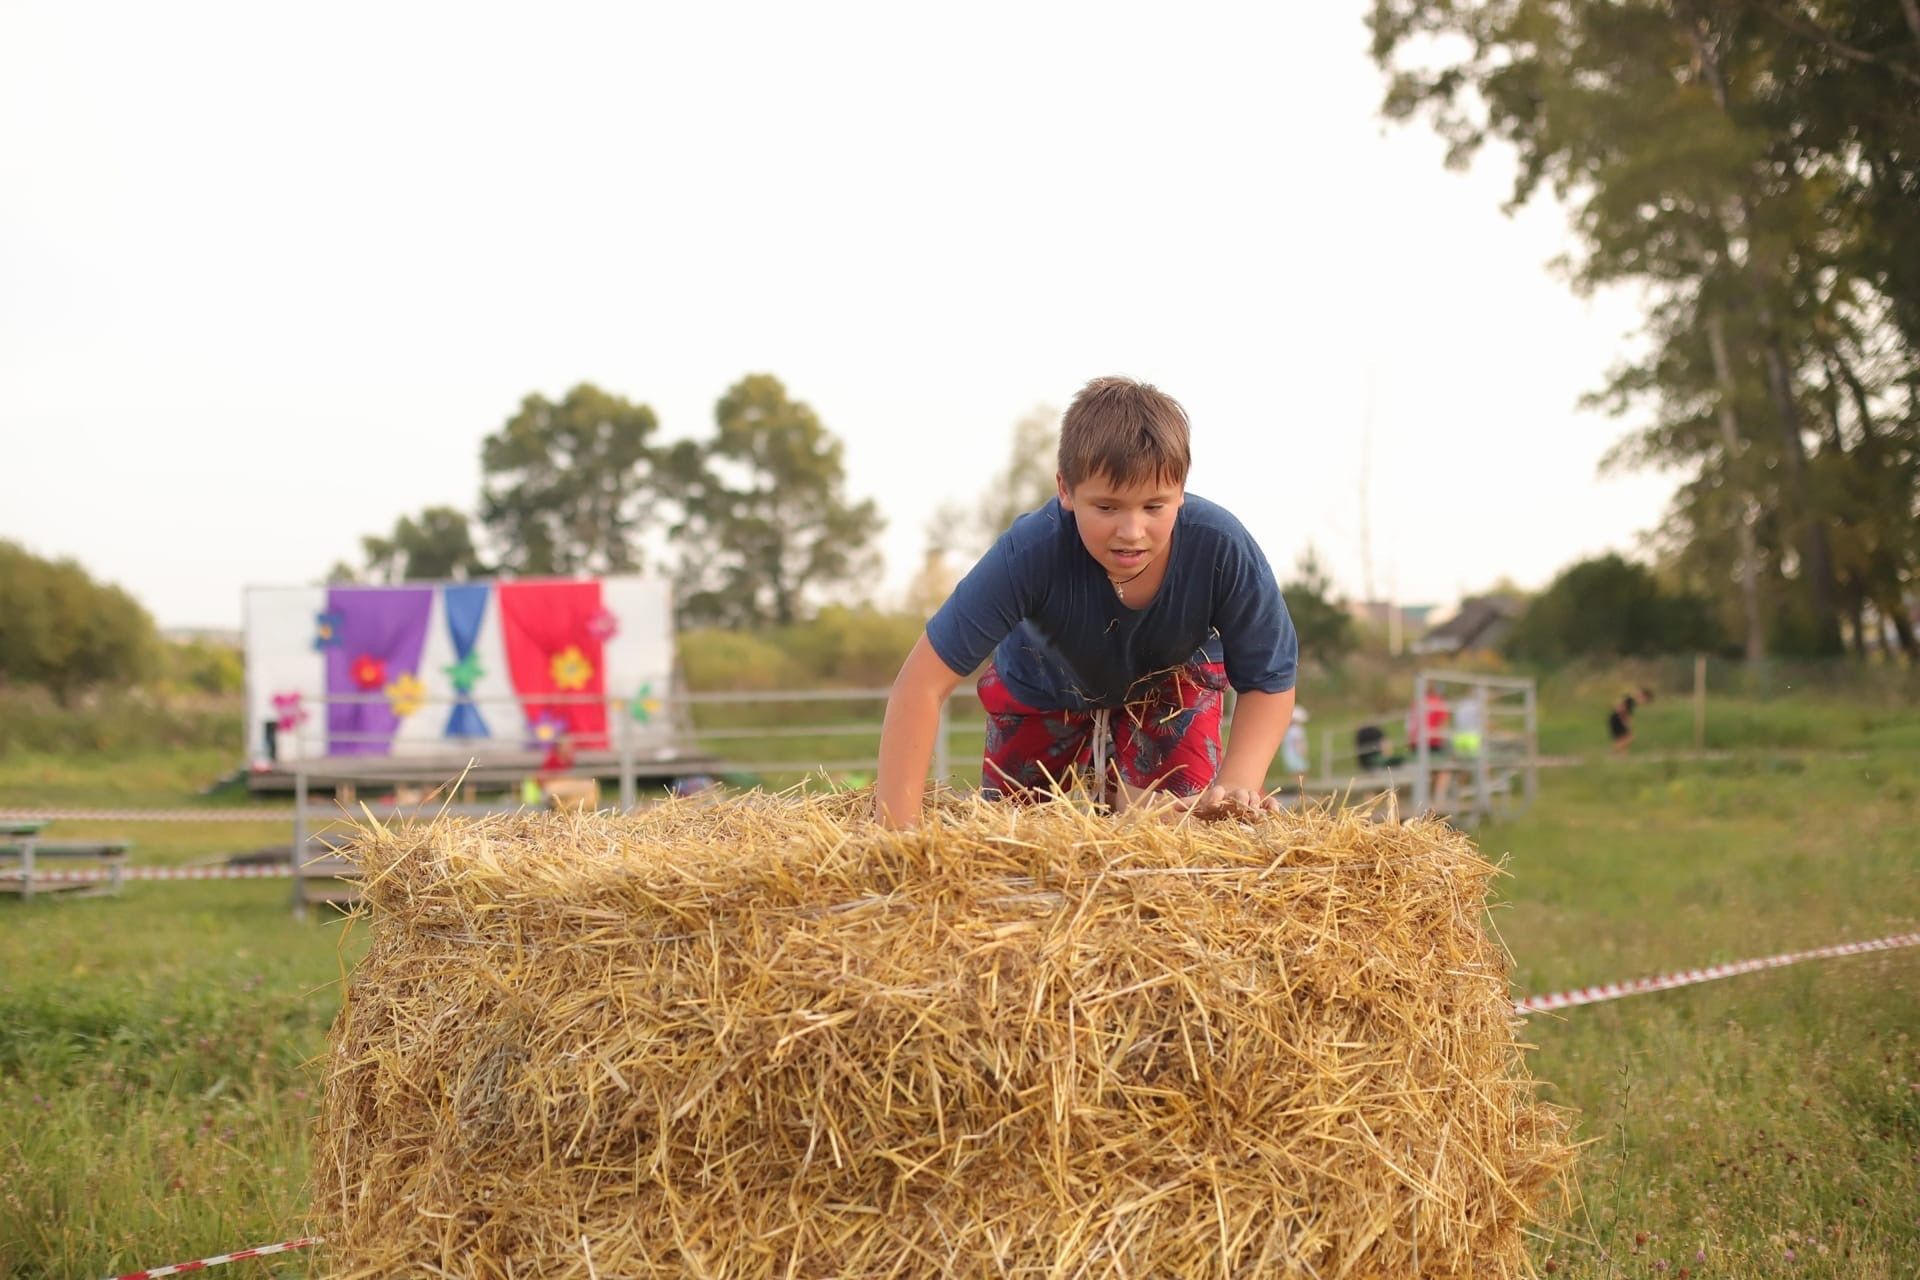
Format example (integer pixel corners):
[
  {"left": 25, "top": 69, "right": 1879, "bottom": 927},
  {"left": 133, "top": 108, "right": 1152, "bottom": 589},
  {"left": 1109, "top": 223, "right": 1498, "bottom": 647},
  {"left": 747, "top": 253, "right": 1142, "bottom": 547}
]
[{"left": 1, "top": 688, "right": 1916, "bottom": 1277}]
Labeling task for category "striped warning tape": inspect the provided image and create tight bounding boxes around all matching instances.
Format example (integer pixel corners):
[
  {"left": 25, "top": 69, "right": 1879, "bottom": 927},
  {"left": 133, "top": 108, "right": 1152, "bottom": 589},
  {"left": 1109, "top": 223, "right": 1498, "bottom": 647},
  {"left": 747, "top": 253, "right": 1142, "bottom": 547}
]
[
  {"left": 0, "top": 808, "right": 297, "bottom": 823},
  {"left": 1512, "top": 930, "right": 1920, "bottom": 1014},
  {"left": 6, "top": 864, "right": 306, "bottom": 882},
  {"left": 106, "top": 1235, "right": 321, "bottom": 1279}
]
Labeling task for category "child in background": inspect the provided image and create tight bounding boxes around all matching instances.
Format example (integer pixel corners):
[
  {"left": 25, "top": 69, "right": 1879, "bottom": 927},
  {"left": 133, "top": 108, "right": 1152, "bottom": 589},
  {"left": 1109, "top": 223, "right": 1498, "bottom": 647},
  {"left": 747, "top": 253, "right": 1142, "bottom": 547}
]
[
  {"left": 1281, "top": 706, "right": 1311, "bottom": 775},
  {"left": 1451, "top": 689, "right": 1485, "bottom": 763},
  {"left": 1608, "top": 693, "right": 1637, "bottom": 755}
]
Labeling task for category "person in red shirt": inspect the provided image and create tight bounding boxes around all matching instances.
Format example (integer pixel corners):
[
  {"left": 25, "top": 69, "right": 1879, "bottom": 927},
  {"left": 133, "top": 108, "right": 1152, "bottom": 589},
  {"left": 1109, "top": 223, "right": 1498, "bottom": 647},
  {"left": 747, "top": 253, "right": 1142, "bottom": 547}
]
[
  {"left": 1407, "top": 686, "right": 1453, "bottom": 805},
  {"left": 1407, "top": 687, "right": 1450, "bottom": 753}
]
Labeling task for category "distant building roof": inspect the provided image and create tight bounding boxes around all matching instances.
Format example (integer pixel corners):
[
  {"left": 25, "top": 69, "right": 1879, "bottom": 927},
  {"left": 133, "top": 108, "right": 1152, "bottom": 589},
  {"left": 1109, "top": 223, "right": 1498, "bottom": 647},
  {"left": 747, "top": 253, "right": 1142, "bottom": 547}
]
[{"left": 1411, "top": 596, "right": 1521, "bottom": 655}]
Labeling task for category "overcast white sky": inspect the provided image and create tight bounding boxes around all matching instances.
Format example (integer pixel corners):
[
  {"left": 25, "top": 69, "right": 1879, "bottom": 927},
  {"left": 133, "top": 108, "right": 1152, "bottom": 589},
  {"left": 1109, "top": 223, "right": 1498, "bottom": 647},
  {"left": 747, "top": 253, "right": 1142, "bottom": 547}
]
[{"left": 1, "top": 1, "right": 1677, "bottom": 631}]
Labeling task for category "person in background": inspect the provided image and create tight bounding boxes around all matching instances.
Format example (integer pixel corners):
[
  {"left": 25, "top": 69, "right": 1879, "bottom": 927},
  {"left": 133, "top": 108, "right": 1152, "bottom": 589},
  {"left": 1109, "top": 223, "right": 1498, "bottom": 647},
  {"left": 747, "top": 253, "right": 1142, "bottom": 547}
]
[
  {"left": 1451, "top": 689, "right": 1485, "bottom": 767},
  {"left": 1608, "top": 693, "right": 1638, "bottom": 755},
  {"left": 1407, "top": 685, "right": 1453, "bottom": 804},
  {"left": 1281, "top": 706, "right": 1311, "bottom": 775},
  {"left": 1406, "top": 685, "right": 1450, "bottom": 756},
  {"left": 1355, "top": 722, "right": 1403, "bottom": 772}
]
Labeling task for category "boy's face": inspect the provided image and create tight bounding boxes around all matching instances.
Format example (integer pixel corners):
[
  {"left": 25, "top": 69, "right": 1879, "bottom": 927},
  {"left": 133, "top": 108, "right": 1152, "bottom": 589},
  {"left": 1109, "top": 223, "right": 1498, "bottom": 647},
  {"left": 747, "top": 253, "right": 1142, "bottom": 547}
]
[{"left": 1056, "top": 471, "right": 1185, "bottom": 578}]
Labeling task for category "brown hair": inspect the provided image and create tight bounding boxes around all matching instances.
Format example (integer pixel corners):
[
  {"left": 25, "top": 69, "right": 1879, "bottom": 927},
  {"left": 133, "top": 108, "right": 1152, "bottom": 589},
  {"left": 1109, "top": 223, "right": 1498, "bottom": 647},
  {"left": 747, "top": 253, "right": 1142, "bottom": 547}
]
[{"left": 1056, "top": 376, "right": 1192, "bottom": 490}]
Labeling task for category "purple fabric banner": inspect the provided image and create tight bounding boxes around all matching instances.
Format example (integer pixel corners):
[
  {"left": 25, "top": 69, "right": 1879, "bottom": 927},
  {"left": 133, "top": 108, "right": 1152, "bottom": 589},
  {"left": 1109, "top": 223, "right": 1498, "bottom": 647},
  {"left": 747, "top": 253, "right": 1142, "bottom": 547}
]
[{"left": 325, "top": 587, "right": 434, "bottom": 756}]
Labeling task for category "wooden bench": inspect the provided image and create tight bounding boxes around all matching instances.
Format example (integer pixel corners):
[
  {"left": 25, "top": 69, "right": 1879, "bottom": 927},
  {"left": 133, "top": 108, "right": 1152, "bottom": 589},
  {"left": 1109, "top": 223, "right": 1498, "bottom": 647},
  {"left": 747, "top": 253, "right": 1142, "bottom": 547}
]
[
  {"left": 0, "top": 824, "right": 133, "bottom": 900},
  {"left": 292, "top": 843, "right": 361, "bottom": 919}
]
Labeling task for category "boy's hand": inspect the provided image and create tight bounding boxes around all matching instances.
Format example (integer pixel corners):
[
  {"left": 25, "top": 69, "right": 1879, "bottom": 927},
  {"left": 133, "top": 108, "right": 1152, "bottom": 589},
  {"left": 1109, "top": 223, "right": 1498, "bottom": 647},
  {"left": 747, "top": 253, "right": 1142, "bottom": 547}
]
[{"left": 1176, "top": 784, "right": 1282, "bottom": 816}]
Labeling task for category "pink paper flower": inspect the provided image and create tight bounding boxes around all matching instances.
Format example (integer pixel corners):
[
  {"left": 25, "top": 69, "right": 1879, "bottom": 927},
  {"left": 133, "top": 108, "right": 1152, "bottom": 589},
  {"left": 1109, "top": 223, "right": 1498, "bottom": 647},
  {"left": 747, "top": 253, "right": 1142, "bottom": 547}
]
[
  {"left": 586, "top": 608, "right": 620, "bottom": 642},
  {"left": 271, "top": 691, "right": 308, "bottom": 732}
]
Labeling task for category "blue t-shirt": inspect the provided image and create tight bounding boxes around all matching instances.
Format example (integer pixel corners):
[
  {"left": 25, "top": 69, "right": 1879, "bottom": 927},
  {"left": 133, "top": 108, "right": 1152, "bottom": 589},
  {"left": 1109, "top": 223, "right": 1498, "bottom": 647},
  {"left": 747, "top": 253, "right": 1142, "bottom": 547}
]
[{"left": 926, "top": 493, "right": 1297, "bottom": 711}]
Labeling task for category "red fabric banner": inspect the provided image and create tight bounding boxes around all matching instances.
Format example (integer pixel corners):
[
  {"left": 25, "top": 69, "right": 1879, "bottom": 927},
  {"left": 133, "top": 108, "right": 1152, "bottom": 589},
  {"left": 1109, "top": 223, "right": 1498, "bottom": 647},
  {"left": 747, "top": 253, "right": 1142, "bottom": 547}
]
[{"left": 497, "top": 580, "right": 609, "bottom": 750}]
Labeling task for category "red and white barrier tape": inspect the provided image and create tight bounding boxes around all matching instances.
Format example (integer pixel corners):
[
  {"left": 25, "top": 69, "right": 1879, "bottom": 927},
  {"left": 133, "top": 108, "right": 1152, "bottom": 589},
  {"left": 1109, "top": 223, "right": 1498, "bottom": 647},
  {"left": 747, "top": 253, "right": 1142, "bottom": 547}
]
[
  {"left": 4, "top": 864, "right": 304, "bottom": 882},
  {"left": 107, "top": 1235, "right": 321, "bottom": 1279},
  {"left": 0, "top": 808, "right": 296, "bottom": 824},
  {"left": 1512, "top": 930, "right": 1920, "bottom": 1014}
]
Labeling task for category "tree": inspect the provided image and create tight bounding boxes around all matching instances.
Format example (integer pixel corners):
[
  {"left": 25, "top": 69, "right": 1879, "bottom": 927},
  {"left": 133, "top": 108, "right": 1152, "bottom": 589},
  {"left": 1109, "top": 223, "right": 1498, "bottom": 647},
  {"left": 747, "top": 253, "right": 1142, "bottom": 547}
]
[
  {"left": 1280, "top": 545, "right": 1357, "bottom": 670},
  {"left": 912, "top": 405, "right": 1060, "bottom": 615},
  {"left": 359, "top": 506, "right": 487, "bottom": 583},
  {"left": 973, "top": 405, "right": 1060, "bottom": 547},
  {"left": 903, "top": 547, "right": 962, "bottom": 620},
  {"left": 666, "top": 374, "right": 885, "bottom": 628},
  {"left": 479, "top": 384, "right": 661, "bottom": 575},
  {"left": 1505, "top": 554, "right": 1724, "bottom": 663},
  {"left": 1369, "top": 0, "right": 1920, "bottom": 661},
  {"left": 0, "top": 542, "right": 158, "bottom": 699},
  {"left": 160, "top": 637, "right": 244, "bottom": 695}
]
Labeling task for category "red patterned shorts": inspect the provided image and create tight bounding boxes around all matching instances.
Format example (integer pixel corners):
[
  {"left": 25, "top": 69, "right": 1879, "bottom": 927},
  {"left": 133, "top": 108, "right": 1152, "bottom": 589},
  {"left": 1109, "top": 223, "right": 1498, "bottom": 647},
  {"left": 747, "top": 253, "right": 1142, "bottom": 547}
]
[{"left": 977, "top": 660, "right": 1229, "bottom": 802}]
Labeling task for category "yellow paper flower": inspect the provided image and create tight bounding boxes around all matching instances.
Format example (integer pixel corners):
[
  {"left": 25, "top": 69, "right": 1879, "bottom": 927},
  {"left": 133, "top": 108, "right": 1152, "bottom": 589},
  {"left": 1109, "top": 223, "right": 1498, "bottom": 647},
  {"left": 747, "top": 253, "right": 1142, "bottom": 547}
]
[
  {"left": 385, "top": 672, "right": 426, "bottom": 718},
  {"left": 550, "top": 645, "right": 594, "bottom": 691}
]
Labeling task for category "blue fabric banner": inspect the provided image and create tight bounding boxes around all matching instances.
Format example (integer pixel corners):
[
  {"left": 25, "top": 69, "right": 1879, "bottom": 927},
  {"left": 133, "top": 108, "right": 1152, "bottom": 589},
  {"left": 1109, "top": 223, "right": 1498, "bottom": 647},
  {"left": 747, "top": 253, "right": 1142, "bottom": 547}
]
[{"left": 443, "top": 584, "right": 492, "bottom": 739}]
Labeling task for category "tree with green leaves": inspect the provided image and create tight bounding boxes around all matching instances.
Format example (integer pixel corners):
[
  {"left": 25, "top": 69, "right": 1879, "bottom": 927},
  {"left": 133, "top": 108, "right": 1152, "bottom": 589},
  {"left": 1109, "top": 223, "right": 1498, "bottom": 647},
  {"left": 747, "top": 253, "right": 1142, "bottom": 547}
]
[
  {"left": 1370, "top": 0, "right": 1920, "bottom": 661},
  {"left": 974, "top": 405, "right": 1061, "bottom": 546},
  {"left": 1280, "top": 545, "right": 1357, "bottom": 671},
  {"left": 479, "top": 383, "right": 661, "bottom": 575},
  {"left": 1506, "top": 553, "right": 1725, "bottom": 662},
  {"left": 0, "top": 541, "right": 157, "bottom": 700},
  {"left": 918, "top": 404, "right": 1062, "bottom": 599},
  {"left": 359, "top": 506, "right": 487, "bottom": 583},
  {"left": 666, "top": 374, "right": 884, "bottom": 629}
]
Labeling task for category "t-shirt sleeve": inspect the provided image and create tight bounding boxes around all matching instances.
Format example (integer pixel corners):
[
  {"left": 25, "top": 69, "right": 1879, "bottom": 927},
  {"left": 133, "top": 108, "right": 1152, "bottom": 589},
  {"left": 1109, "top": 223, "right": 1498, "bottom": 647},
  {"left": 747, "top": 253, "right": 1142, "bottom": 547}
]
[
  {"left": 1210, "top": 528, "right": 1298, "bottom": 694},
  {"left": 924, "top": 535, "right": 1036, "bottom": 678}
]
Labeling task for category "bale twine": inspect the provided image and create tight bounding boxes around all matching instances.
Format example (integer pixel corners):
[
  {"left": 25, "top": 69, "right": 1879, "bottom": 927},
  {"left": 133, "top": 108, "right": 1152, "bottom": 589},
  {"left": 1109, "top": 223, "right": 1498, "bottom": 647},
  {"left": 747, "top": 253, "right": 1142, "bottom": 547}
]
[{"left": 313, "top": 792, "right": 1573, "bottom": 1278}]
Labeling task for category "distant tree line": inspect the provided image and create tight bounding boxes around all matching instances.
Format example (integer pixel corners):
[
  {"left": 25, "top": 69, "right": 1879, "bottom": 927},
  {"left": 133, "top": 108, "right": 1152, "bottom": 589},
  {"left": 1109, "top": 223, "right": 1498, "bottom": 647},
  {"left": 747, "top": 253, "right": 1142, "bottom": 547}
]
[
  {"left": 0, "top": 541, "right": 156, "bottom": 699},
  {"left": 1372, "top": 0, "right": 1920, "bottom": 662},
  {"left": 333, "top": 374, "right": 883, "bottom": 631},
  {"left": 0, "top": 541, "right": 244, "bottom": 702},
  {"left": 1505, "top": 554, "right": 1725, "bottom": 663}
]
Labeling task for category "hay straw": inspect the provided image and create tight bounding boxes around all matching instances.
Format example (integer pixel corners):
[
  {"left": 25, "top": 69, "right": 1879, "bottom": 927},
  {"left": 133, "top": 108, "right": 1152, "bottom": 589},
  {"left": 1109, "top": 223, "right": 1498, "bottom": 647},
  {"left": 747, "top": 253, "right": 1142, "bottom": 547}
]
[{"left": 313, "top": 791, "right": 1573, "bottom": 1278}]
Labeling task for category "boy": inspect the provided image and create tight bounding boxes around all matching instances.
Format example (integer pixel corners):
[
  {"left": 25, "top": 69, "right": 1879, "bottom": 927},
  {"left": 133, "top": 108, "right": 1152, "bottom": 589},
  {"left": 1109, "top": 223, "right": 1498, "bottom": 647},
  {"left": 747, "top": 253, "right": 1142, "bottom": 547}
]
[{"left": 874, "top": 376, "right": 1297, "bottom": 828}]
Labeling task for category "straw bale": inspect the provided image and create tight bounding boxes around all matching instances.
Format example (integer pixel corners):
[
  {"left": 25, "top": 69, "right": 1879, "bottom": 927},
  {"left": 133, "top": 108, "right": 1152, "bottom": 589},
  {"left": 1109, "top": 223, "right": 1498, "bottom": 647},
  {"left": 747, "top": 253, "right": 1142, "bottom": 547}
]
[{"left": 313, "top": 792, "right": 1572, "bottom": 1278}]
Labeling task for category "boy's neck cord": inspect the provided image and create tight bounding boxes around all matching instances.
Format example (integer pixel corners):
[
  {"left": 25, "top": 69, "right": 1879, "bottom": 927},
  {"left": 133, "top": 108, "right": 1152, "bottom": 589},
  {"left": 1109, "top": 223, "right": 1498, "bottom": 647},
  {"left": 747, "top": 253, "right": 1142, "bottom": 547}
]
[{"left": 1107, "top": 553, "right": 1158, "bottom": 601}]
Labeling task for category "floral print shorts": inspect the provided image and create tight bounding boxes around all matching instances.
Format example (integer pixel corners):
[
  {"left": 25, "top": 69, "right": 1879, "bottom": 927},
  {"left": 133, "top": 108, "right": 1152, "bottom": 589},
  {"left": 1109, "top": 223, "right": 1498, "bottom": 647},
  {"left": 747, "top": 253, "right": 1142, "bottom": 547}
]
[{"left": 977, "top": 660, "right": 1228, "bottom": 803}]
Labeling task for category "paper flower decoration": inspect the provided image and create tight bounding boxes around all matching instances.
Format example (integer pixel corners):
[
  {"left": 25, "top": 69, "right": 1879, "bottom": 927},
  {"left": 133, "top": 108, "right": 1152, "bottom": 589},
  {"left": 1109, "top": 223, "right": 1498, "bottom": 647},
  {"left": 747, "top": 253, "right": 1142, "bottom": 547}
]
[
  {"left": 351, "top": 653, "right": 387, "bottom": 691},
  {"left": 312, "top": 612, "right": 344, "bottom": 651},
  {"left": 444, "top": 652, "right": 485, "bottom": 695},
  {"left": 528, "top": 712, "right": 566, "bottom": 747},
  {"left": 271, "top": 691, "right": 308, "bottom": 732},
  {"left": 385, "top": 672, "right": 426, "bottom": 718},
  {"left": 629, "top": 681, "right": 662, "bottom": 724},
  {"left": 550, "top": 645, "right": 594, "bottom": 691},
  {"left": 586, "top": 608, "right": 620, "bottom": 642}
]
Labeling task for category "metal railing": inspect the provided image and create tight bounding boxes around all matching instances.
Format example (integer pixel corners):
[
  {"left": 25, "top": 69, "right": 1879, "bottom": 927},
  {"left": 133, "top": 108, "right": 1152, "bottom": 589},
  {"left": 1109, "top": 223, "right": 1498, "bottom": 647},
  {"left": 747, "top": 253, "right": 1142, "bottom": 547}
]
[{"left": 281, "top": 686, "right": 985, "bottom": 885}]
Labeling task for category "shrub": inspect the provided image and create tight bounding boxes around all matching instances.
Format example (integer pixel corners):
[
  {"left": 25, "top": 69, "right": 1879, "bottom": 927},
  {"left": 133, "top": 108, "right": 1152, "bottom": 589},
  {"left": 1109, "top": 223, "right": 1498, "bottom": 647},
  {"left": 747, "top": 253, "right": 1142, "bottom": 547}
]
[
  {"left": 1506, "top": 554, "right": 1726, "bottom": 662},
  {"left": 677, "top": 629, "right": 804, "bottom": 692},
  {"left": 0, "top": 542, "right": 158, "bottom": 699}
]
